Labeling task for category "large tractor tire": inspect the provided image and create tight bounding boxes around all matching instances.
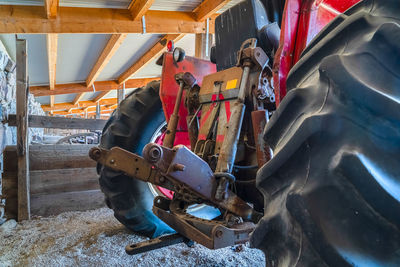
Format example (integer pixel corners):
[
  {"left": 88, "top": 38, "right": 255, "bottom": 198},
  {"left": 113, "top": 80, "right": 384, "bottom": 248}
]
[
  {"left": 98, "top": 81, "right": 173, "bottom": 238},
  {"left": 252, "top": 0, "right": 400, "bottom": 266}
]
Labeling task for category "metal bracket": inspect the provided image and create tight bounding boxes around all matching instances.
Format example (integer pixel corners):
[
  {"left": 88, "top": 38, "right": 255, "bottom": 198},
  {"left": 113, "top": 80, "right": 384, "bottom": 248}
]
[
  {"left": 153, "top": 197, "right": 255, "bottom": 250},
  {"left": 125, "top": 233, "right": 193, "bottom": 255},
  {"left": 89, "top": 146, "right": 174, "bottom": 190}
]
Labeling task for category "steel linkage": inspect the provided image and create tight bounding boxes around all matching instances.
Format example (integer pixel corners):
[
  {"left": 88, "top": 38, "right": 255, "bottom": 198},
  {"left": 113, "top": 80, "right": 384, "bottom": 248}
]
[{"left": 89, "top": 38, "right": 273, "bottom": 254}]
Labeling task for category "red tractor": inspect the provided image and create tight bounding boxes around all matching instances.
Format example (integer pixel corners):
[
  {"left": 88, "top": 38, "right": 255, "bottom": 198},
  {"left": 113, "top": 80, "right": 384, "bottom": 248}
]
[{"left": 90, "top": 0, "right": 400, "bottom": 265}]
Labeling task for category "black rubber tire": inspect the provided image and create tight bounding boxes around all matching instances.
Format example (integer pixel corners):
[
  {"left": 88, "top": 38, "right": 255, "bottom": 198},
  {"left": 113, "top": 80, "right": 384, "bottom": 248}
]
[
  {"left": 98, "top": 81, "right": 173, "bottom": 238},
  {"left": 251, "top": 1, "right": 400, "bottom": 266}
]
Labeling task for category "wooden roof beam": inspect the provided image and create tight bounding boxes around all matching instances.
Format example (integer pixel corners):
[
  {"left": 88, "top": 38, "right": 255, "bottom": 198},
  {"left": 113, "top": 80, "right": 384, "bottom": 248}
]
[
  {"left": 86, "top": 34, "right": 127, "bottom": 87},
  {"left": 107, "top": 104, "right": 118, "bottom": 110},
  {"left": 42, "top": 98, "right": 118, "bottom": 112},
  {"left": 72, "top": 92, "right": 85, "bottom": 105},
  {"left": 93, "top": 91, "right": 111, "bottom": 103},
  {"left": 0, "top": 6, "right": 213, "bottom": 34},
  {"left": 30, "top": 77, "right": 159, "bottom": 96},
  {"left": 54, "top": 108, "right": 115, "bottom": 116},
  {"left": 118, "top": 34, "right": 184, "bottom": 84},
  {"left": 129, "top": 0, "right": 156, "bottom": 21},
  {"left": 192, "top": 0, "right": 231, "bottom": 21},
  {"left": 44, "top": 0, "right": 59, "bottom": 19}
]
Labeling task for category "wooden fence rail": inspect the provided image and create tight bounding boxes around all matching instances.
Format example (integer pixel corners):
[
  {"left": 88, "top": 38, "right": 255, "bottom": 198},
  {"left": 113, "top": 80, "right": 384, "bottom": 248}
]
[
  {"left": 1, "top": 145, "right": 104, "bottom": 218},
  {"left": 4, "top": 114, "right": 107, "bottom": 130}
]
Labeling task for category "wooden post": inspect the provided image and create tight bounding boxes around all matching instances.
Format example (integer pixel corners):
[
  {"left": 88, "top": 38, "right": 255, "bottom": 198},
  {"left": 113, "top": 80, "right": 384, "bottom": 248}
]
[
  {"left": 96, "top": 102, "right": 100, "bottom": 119},
  {"left": 117, "top": 83, "right": 125, "bottom": 105},
  {"left": 195, "top": 33, "right": 213, "bottom": 59},
  {"left": 16, "top": 38, "right": 30, "bottom": 221}
]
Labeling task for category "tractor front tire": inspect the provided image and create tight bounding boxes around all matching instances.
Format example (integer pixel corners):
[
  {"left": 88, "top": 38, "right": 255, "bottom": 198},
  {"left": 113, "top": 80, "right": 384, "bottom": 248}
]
[
  {"left": 98, "top": 81, "right": 173, "bottom": 238},
  {"left": 252, "top": 0, "right": 400, "bottom": 266}
]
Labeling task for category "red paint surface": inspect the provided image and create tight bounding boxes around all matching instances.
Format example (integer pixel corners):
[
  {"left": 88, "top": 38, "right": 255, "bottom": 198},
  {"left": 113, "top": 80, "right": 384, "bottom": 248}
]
[
  {"left": 156, "top": 0, "right": 362, "bottom": 197},
  {"left": 160, "top": 53, "right": 216, "bottom": 131},
  {"left": 273, "top": 0, "right": 361, "bottom": 106},
  {"left": 157, "top": 53, "right": 215, "bottom": 198}
]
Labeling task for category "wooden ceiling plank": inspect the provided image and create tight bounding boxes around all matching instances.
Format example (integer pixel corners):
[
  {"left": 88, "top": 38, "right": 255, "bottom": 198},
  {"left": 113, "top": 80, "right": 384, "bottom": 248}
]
[
  {"left": 44, "top": 0, "right": 59, "bottom": 19},
  {"left": 0, "top": 6, "right": 212, "bottom": 34},
  {"left": 129, "top": 0, "right": 156, "bottom": 21},
  {"left": 192, "top": 0, "right": 231, "bottom": 21},
  {"left": 30, "top": 77, "right": 159, "bottom": 96},
  {"left": 118, "top": 34, "right": 185, "bottom": 84},
  {"left": 86, "top": 34, "right": 127, "bottom": 87},
  {"left": 42, "top": 98, "right": 118, "bottom": 112}
]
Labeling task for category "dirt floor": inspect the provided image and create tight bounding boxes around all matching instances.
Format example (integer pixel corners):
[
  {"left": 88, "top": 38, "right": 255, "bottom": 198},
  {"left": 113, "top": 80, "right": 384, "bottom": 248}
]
[{"left": 0, "top": 208, "right": 265, "bottom": 266}]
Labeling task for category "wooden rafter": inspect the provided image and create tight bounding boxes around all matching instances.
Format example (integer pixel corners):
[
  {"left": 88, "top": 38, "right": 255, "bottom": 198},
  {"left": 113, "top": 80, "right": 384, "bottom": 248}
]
[
  {"left": 30, "top": 78, "right": 158, "bottom": 96},
  {"left": 118, "top": 34, "right": 185, "bottom": 84},
  {"left": 0, "top": 6, "right": 213, "bottom": 34},
  {"left": 44, "top": 0, "right": 59, "bottom": 19},
  {"left": 107, "top": 104, "right": 118, "bottom": 110},
  {"left": 42, "top": 98, "right": 118, "bottom": 112},
  {"left": 46, "top": 34, "right": 57, "bottom": 108},
  {"left": 55, "top": 105, "right": 115, "bottom": 114},
  {"left": 72, "top": 92, "right": 85, "bottom": 105},
  {"left": 129, "top": 0, "right": 156, "bottom": 21},
  {"left": 192, "top": 0, "right": 231, "bottom": 21},
  {"left": 93, "top": 91, "right": 110, "bottom": 103},
  {"left": 86, "top": 34, "right": 128, "bottom": 87},
  {"left": 54, "top": 109, "right": 114, "bottom": 116}
]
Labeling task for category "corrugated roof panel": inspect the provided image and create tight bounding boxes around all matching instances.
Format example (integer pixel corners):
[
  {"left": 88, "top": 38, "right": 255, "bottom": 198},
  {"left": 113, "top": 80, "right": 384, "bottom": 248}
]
[
  {"left": 17, "top": 34, "right": 49, "bottom": 85},
  {"left": 97, "top": 34, "right": 163, "bottom": 81},
  {"left": 104, "top": 90, "right": 117, "bottom": 99},
  {"left": 60, "top": 0, "right": 130, "bottom": 9},
  {"left": 55, "top": 93, "right": 76, "bottom": 103},
  {"left": 81, "top": 92, "right": 98, "bottom": 101},
  {"left": 0, "top": 0, "right": 202, "bottom": 9},
  {"left": 57, "top": 34, "right": 111, "bottom": 84},
  {"left": 0, "top": 0, "right": 42, "bottom": 6},
  {"left": 89, "top": 91, "right": 103, "bottom": 101},
  {"left": 217, "top": 0, "right": 244, "bottom": 13},
  {"left": 150, "top": 0, "right": 201, "bottom": 11},
  {"left": 0, "top": 0, "right": 130, "bottom": 8},
  {"left": 35, "top": 96, "right": 49, "bottom": 105}
]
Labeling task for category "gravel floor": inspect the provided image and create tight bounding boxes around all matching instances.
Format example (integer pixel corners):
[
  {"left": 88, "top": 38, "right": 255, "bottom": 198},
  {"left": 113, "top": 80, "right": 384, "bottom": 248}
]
[{"left": 0, "top": 208, "right": 265, "bottom": 266}]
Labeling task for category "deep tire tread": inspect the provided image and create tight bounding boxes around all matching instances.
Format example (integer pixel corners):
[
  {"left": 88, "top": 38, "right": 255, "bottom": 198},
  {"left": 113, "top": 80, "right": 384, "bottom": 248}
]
[
  {"left": 98, "top": 81, "right": 173, "bottom": 238},
  {"left": 253, "top": 1, "right": 400, "bottom": 266}
]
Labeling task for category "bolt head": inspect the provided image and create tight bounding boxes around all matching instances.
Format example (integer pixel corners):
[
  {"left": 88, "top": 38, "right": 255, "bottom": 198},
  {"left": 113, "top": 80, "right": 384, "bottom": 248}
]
[
  {"left": 215, "top": 230, "right": 223, "bottom": 238},
  {"left": 143, "top": 144, "right": 163, "bottom": 163}
]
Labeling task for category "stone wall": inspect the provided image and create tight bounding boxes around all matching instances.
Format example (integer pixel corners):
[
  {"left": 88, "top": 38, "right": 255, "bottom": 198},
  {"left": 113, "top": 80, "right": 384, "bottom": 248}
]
[{"left": 0, "top": 40, "right": 45, "bottom": 222}]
